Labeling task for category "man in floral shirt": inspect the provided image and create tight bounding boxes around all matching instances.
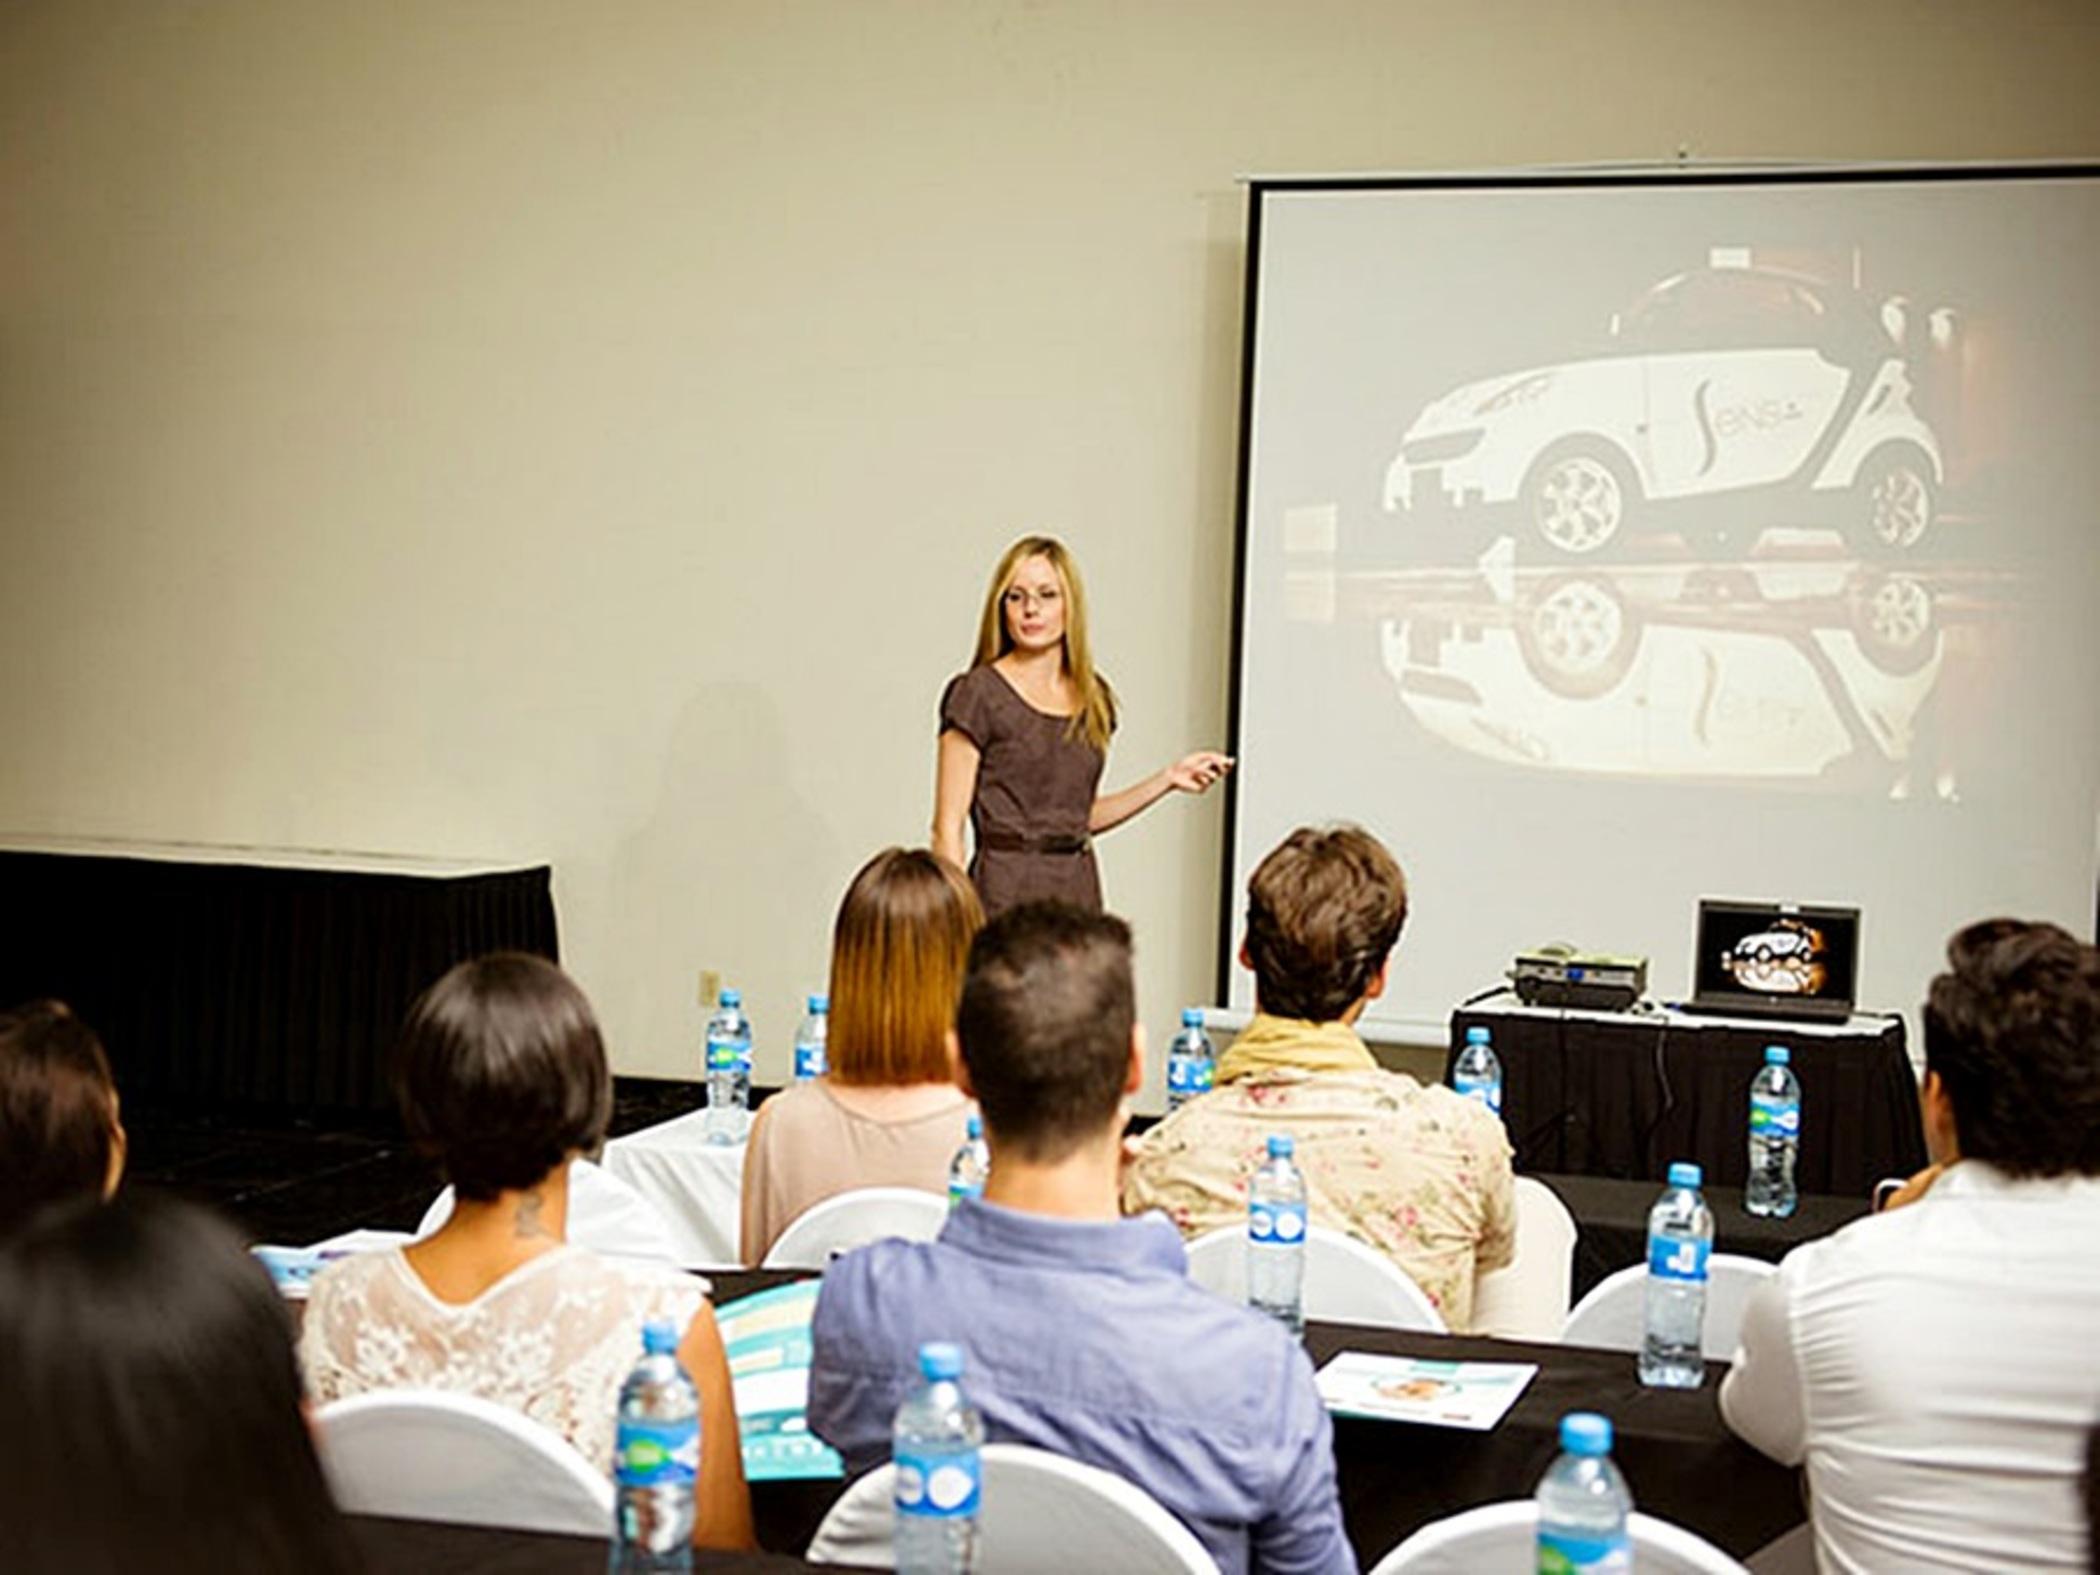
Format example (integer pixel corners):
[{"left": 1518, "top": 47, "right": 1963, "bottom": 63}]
[{"left": 1122, "top": 824, "right": 1514, "bottom": 1330}]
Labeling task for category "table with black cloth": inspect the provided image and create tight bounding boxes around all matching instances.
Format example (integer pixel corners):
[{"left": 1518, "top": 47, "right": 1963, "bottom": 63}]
[
  {"left": 1450, "top": 999, "right": 1926, "bottom": 1194},
  {"left": 0, "top": 841, "right": 556, "bottom": 1113},
  {"left": 347, "top": 1514, "right": 836, "bottom": 1572},
  {"left": 1537, "top": 1170, "right": 1872, "bottom": 1300}
]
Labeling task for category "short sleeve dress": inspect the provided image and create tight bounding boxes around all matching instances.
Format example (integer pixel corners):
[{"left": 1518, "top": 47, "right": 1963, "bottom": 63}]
[{"left": 939, "top": 664, "right": 1106, "bottom": 917}]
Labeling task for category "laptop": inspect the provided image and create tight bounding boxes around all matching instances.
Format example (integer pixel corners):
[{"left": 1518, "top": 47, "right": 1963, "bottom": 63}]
[{"left": 1684, "top": 899, "right": 1861, "bottom": 1022}]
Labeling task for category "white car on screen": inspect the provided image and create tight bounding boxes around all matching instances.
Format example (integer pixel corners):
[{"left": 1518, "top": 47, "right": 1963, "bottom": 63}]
[{"left": 1383, "top": 267, "right": 1944, "bottom": 557}]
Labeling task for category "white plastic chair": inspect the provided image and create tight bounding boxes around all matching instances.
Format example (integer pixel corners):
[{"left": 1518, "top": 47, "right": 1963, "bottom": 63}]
[
  {"left": 314, "top": 1389, "right": 613, "bottom": 1537},
  {"left": 1471, "top": 1176, "right": 1579, "bottom": 1340},
  {"left": 1184, "top": 1222, "right": 1447, "bottom": 1332},
  {"left": 1560, "top": 1253, "right": 1776, "bottom": 1359},
  {"left": 761, "top": 1185, "right": 949, "bottom": 1269},
  {"left": 417, "top": 1156, "right": 684, "bottom": 1265},
  {"left": 807, "top": 1442, "right": 1216, "bottom": 1573},
  {"left": 1370, "top": 1498, "right": 1747, "bottom": 1574}
]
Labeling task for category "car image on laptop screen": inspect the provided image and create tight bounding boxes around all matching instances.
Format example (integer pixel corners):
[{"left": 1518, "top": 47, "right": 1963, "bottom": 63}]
[{"left": 1723, "top": 916, "right": 1829, "bottom": 997}]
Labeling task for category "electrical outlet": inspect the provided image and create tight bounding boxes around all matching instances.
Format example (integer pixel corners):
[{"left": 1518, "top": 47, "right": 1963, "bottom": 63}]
[{"left": 697, "top": 968, "right": 721, "bottom": 1008}]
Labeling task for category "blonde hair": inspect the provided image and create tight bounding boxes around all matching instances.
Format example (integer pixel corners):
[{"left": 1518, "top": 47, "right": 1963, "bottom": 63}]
[
  {"left": 971, "top": 535, "right": 1118, "bottom": 754},
  {"left": 827, "top": 848, "right": 985, "bottom": 1087}
]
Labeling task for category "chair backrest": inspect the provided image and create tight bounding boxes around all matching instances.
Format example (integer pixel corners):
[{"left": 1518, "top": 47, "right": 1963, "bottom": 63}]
[
  {"left": 1560, "top": 1253, "right": 1776, "bottom": 1359},
  {"left": 417, "top": 1156, "right": 683, "bottom": 1265},
  {"left": 1369, "top": 1498, "right": 1748, "bottom": 1574},
  {"left": 314, "top": 1388, "right": 613, "bottom": 1537},
  {"left": 1184, "top": 1222, "right": 1447, "bottom": 1332},
  {"left": 761, "top": 1185, "right": 950, "bottom": 1269},
  {"left": 807, "top": 1442, "right": 1216, "bottom": 1573},
  {"left": 1472, "top": 1175, "right": 1579, "bottom": 1340}
]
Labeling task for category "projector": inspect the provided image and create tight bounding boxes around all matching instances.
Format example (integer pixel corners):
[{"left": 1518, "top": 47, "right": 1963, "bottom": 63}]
[{"left": 1510, "top": 946, "right": 1649, "bottom": 1011}]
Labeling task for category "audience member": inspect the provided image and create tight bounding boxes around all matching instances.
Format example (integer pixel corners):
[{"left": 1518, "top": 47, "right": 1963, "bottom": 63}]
[
  {"left": 0, "top": 1192, "right": 360, "bottom": 1574},
  {"left": 1122, "top": 825, "right": 1513, "bottom": 1329},
  {"left": 810, "top": 902, "right": 1356, "bottom": 1575},
  {"left": 740, "top": 848, "right": 981, "bottom": 1264},
  {"left": 0, "top": 998, "right": 127, "bottom": 1236},
  {"left": 299, "top": 953, "right": 753, "bottom": 1549},
  {"left": 1722, "top": 918, "right": 2100, "bottom": 1572}
]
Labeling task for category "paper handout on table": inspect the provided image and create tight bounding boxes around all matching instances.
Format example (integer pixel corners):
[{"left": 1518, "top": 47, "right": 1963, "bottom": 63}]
[
  {"left": 716, "top": 1278, "right": 845, "bottom": 1482},
  {"left": 1315, "top": 1351, "right": 1537, "bottom": 1431}
]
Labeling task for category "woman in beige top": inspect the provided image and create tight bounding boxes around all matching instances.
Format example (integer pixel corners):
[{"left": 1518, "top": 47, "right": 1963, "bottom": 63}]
[{"left": 739, "top": 848, "right": 982, "bottom": 1265}]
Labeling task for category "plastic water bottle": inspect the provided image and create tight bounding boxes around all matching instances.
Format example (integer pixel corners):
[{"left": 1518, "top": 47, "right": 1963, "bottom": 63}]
[
  {"left": 947, "top": 1114, "right": 989, "bottom": 1209},
  {"left": 1536, "top": 1411, "right": 1633, "bottom": 1574},
  {"left": 611, "top": 1318, "right": 698, "bottom": 1572},
  {"left": 1745, "top": 1044, "right": 1801, "bottom": 1219},
  {"left": 1165, "top": 1007, "right": 1215, "bottom": 1113},
  {"left": 1452, "top": 1024, "right": 1503, "bottom": 1118},
  {"left": 1247, "top": 1133, "right": 1308, "bottom": 1335},
  {"left": 892, "top": 1341, "right": 983, "bottom": 1575},
  {"left": 793, "top": 993, "right": 829, "bottom": 1083},
  {"left": 1639, "top": 1161, "right": 1713, "bottom": 1389},
  {"left": 702, "top": 989, "right": 751, "bottom": 1145}
]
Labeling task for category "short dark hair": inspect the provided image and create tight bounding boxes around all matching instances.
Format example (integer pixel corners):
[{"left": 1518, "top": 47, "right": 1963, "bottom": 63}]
[
  {"left": 0, "top": 999, "right": 121, "bottom": 1235},
  {"left": 1923, "top": 918, "right": 2100, "bottom": 1179},
  {"left": 0, "top": 1193, "right": 358, "bottom": 1573},
  {"left": 956, "top": 902, "right": 1133, "bottom": 1163},
  {"left": 394, "top": 952, "right": 611, "bottom": 1201},
  {"left": 1244, "top": 825, "right": 1408, "bottom": 1023}
]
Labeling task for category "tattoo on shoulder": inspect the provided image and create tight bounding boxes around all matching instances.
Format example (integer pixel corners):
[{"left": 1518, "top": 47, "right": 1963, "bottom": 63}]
[{"left": 514, "top": 1191, "right": 548, "bottom": 1238}]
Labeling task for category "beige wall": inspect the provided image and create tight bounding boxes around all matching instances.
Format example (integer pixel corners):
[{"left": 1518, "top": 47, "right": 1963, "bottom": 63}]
[{"left": 3, "top": 1, "right": 2095, "bottom": 1092}]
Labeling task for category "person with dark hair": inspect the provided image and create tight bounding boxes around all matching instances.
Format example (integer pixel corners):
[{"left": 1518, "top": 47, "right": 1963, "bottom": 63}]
[
  {"left": 1122, "top": 824, "right": 1514, "bottom": 1329},
  {"left": 0, "top": 1192, "right": 360, "bottom": 1575},
  {"left": 0, "top": 998, "right": 127, "bottom": 1235},
  {"left": 809, "top": 902, "right": 1356, "bottom": 1575},
  {"left": 299, "top": 953, "right": 753, "bottom": 1550},
  {"left": 1722, "top": 918, "right": 2100, "bottom": 1573}
]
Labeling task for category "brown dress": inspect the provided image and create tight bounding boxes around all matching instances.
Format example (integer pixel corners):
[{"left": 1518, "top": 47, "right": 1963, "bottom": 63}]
[{"left": 939, "top": 664, "right": 1106, "bottom": 917}]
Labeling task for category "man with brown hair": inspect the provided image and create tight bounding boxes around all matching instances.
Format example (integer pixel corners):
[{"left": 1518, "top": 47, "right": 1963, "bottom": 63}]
[
  {"left": 1122, "top": 824, "right": 1514, "bottom": 1330},
  {"left": 810, "top": 901, "right": 1355, "bottom": 1575}
]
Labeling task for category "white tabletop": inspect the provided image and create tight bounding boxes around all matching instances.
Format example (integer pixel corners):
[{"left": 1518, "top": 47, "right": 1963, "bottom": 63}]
[{"left": 601, "top": 1109, "right": 748, "bottom": 1269}]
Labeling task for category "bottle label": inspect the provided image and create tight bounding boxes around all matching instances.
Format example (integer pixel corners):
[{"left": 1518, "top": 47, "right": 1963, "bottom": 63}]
[
  {"left": 1248, "top": 1201, "right": 1308, "bottom": 1244},
  {"left": 1191, "top": 1059, "right": 1214, "bottom": 1096},
  {"left": 1167, "top": 1055, "right": 1193, "bottom": 1096},
  {"left": 947, "top": 1179, "right": 982, "bottom": 1210},
  {"left": 1648, "top": 1234, "right": 1710, "bottom": 1282},
  {"left": 794, "top": 1046, "right": 825, "bottom": 1080},
  {"left": 894, "top": 1448, "right": 981, "bottom": 1519},
  {"left": 1455, "top": 1073, "right": 1503, "bottom": 1116},
  {"left": 1750, "top": 1093, "right": 1800, "bottom": 1138},
  {"left": 612, "top": 1417, "right": 699, "bottom": 1488},
  {"left": 1538, "top": 1529, "right": 1632, "bottom": 1573},
  {"left": 1166, "top": 1055, "right": 1216, "bottom": 1099},
  {"left": 706, "top": 1037, "right": 749, "bottom": 1073}
]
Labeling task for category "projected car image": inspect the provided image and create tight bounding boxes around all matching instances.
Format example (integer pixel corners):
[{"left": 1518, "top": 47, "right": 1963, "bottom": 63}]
[
  {"left": 1372, "top": 559, "right": 1949, "bottom": 783},
  {"left": 1382, "top": 266, "right": 1944, "bottom": 559},
  {"left": 1723, "top": 917, "right": 1829, "bottom": 995}
]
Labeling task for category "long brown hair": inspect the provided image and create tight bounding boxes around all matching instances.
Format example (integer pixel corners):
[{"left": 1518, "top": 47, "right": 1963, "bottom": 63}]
[
  {"left": 0, "top": 999, "right": 122, "bottom": 1235},
  {"left": 828, "top": 848, "right": 984, "bottom": 1086},
  {"left": 971, "top": 535, "right": 1118, "bottom": 754}
]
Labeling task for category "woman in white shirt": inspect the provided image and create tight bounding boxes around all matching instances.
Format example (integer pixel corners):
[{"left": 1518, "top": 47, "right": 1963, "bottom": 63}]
[{"left": 300, "top": 952, "right": 753, "bottom": 1550}]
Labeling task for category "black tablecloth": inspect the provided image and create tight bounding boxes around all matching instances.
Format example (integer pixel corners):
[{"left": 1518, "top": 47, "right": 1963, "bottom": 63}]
[
  {"left": 347, "top": 1514, "right": 832, "bottom": 1572},
  {"left": 1536, "top": 1171, "right": 1871, "bottom": 1300},
  {"left": 1451, "top": 1002, "right": 1926, "bottom": 1194},
  {"left": 0, "top": 849, "right": 556, "bottom": 1113}
]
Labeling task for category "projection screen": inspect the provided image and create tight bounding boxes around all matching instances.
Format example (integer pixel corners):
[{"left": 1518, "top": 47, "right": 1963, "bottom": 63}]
[{"left": 1223, "top": 164, "right": 2100, "bottom": 1039}]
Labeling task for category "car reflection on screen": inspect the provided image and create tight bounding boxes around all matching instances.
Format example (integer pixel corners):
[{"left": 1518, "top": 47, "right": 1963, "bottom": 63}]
[
  {"left": 1375, "top": 557, "right": 1950, "bottom": 782},
  {"left": 1725, "top": 917, "right": 1829, "bottom": 995}
]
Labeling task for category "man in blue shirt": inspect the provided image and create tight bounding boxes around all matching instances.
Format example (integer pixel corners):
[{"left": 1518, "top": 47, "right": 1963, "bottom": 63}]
[{"left": 809, "top": 902, "right": 1357, "bottom": 1575}]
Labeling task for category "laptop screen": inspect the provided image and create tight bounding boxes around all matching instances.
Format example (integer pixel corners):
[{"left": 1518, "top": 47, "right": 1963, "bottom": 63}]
[{"left": 1693, "top": 901, "right": 1861, "bottom": 1013}]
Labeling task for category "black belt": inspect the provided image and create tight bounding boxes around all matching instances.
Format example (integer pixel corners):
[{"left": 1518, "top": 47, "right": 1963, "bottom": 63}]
[{"left": 978, "top": 829, "right": 1091, "bottom": 856}]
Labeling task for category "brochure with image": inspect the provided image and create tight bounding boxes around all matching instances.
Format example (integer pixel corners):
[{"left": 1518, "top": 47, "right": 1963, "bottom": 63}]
[
  {"left": 1315, "top": 1351, "right": 1537, "bottom": 1431},
  {"left": 716, "top": 1278, "right": 845, "bottom": 1482}
]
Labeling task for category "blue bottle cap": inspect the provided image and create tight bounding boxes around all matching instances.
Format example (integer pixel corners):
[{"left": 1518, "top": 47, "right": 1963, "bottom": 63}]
[
  {"left": 1182, "top": 1007, "right": 1204, "bottom": 1028},
  {"left": 918, "top": 1342, "right": 965, "bottom": 1381},
  {"left": 1667, "top": 1161, "right": 1703, "bottom": 1189},
  {"left": 1267, "top": 1133, "right": 1294, "bottom": 1159},
  {"left": 1466, "top": 1025, "right": 1490, "bottom": 1044},
  {"left": 1764, "top": 1044, "right": 1789, "bottom": 1066},
  {"left": 966, "top": 1113, "right": 982, "bottom": 1140},
  {"left": 641, "top": 1318, "right": 678, "bottom": 1356},
  {"left": 810, "top": 993, "right": 829, "bottom": 1013},
  {"left": 719, "top": 988, "right": 742, "bottom": 1008},
  {"left": 1560, "top": 1411, "right": 1613, "bottom": 1456}
]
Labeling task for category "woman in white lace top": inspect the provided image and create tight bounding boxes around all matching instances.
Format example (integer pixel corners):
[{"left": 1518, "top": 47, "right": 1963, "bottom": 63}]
[{"left": 299, "top": 953, "right": 753, "bottom": 1549}]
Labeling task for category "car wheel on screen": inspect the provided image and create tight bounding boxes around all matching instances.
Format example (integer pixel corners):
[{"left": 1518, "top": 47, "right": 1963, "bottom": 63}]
[
  {"left": 1848, "top": 446, "right": 1935, "bottom": 556},
  {"left": 1523, "top": 444, "right": 1638, "bottom": 557},
  {"left": 1516, "top": 573, "right": 1640, "bottom": 699},
  {"left": 1847, "top": 570, "right": 1940, "bottom": 676}
]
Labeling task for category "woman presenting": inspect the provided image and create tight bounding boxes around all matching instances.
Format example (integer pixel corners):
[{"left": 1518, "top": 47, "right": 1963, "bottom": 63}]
[{"left": 932, "top": 535, "right": 1231, "bottom": 917}]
